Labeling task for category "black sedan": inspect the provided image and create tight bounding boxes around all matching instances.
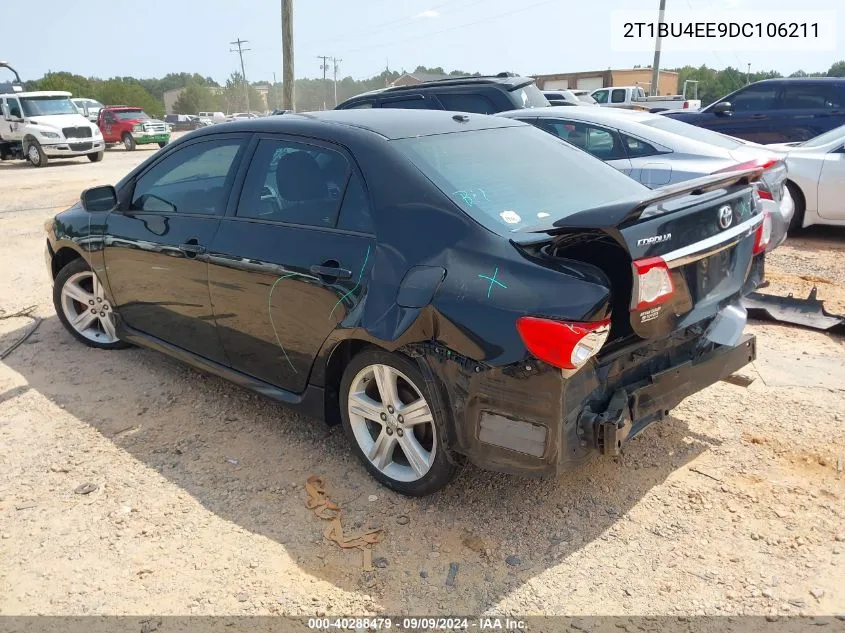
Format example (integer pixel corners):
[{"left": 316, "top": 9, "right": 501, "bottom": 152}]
[{"left": 45, "top": 110, "right": 768, "bottom": 495}]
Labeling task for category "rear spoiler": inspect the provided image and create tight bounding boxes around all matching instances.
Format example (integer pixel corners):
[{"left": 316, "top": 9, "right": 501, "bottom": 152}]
[{"left": 514, "top": 167, "right": 763, "bottom": 235}]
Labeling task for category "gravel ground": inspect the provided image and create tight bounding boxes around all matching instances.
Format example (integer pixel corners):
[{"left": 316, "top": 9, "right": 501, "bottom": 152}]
[{"left": 0, "top": 146, "right": 843, "bottom": 617}]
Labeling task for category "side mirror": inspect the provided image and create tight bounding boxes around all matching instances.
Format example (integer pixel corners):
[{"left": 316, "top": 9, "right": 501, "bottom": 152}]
[
  {"left": 712, "top": 101, "right": 733, "bottom": 115},
  {"left": 81, "top": 185, "right": 118, "bottom": 212}
]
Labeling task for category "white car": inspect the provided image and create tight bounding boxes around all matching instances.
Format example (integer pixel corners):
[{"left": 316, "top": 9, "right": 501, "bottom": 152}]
[
  {"left": 0, "top": 91, "right": 104, "bottom": 166},
  {"left": 767, "top": 124, "right": 845, "bottom": 230},
  {"left": 72, "top": 97, "right": 104, "bottom": 123}
]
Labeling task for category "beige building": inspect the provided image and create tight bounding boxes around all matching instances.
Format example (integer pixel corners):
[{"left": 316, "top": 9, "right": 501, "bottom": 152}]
[
  {"left": 532, "top": 68, "right": 679, "bottom": 96},
  {"left": 163, "top": 85, "right": 271, "bottom": 114}
]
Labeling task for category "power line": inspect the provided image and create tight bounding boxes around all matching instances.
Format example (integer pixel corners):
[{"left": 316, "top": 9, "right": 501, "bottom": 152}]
[{"left": 230, "top": 37, "right": 252, "bottom": 112}]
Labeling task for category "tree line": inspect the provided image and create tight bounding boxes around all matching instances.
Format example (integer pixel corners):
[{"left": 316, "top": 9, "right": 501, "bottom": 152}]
[{"left": 23, "top": 61, "right": 845, "bottom": 116}]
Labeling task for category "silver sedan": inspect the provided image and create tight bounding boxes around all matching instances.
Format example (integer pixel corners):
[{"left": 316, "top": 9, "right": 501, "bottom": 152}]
[
  {"left": 497, "top": 106, "right": 794, "bottom": 250},
  {"left": 767, "top": 124, "right": 845, "bottom": 230}
]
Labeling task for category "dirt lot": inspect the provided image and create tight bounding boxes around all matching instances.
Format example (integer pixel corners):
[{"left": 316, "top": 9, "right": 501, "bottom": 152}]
[{"left": 0, "top": 146, "right": 843, "bottom": 618}]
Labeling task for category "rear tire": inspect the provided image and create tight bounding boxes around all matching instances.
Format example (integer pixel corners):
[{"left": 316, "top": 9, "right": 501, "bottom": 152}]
[
  {"left": 339, "top": 347, "right": 458, "bottom": 496},
  {"left": 87, "top": 151, "right": 104, "bottom": 162},
  {"left": 122, "top": 133, "right": 136, "bottom": 151},
  {"left": 786, "top": 181, "right": 805, "bottom": 233},
  {"left": 26, "top": 139, "right": 48, "bottom": 167}
]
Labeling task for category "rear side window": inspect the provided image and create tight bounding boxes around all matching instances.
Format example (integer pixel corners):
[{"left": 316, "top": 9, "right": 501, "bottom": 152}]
[
  {"left": 727, "top": 85, "right": 778, "bottom": 111},
  {"left": 780, "top": 84, "right": 842, "bottom": 109},
  {"left": 611, "top": 89, "right": 627, "bottom": 103},
  {"left": 236, "top": 138, "right": 349, "bottom": 228},
  {"left": 392, "top": 126, "right": 646, "bottom": 233},
  {"left": 436, "top": 93, "right": 495, "bottom": 114},
  {"left": 336, "top": 172, "right": 374, "bottom": 233},
  {"left": 534, "top": 119, "right": 627, "bottom": 160},
  {"left": 381, "top": 97, "right": 436, "bottom": 110},
  {"left": 131, "top": 139, "right": 243, "bottom": 215},
  {"left": 343, "top": 101, "right": 374, "bottom": 109},
  {"left": 621, "top": 133, "right": 660, "bottom": 158}
]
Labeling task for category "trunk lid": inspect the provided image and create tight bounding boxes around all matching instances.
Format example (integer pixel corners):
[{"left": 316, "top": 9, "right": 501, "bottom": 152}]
[{"left": 515, "top": 170, "right": 764, "bottom": 341}]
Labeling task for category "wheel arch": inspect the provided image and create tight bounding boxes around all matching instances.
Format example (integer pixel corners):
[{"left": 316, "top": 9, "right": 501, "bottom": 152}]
[
  {"left": 322, "top": 338, "right": 382, "bottom": 425},
  {"left": 51, "top": 245, "right": 86, "bottom": 279},
  {"left": 785, "top": 179, "right": 806, "bottom": 231}
]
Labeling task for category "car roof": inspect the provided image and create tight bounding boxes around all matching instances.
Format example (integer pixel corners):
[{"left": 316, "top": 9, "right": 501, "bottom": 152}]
[
  {"left": 499, "top": 105, "right": 657, "bottom": 124},
  {"left": 751, "top": 77, "right": 845, "bottom": 84},
  {"left": 3, "top": 91, "right": 71, "bottom": 98},
  {"left": 339, "top": 73, "right": 534, "bottom": 104},
  {"left": 200, "top": 108, "right": 526, "bottom": 140}
]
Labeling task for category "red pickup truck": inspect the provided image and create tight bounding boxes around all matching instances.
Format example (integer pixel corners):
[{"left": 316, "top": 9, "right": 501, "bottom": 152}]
[{"left": 97, "top": 106, "right": 170, "bottom": 151}]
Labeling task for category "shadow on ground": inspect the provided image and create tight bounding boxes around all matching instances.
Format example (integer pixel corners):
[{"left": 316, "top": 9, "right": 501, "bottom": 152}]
[{"left": 1, "top": 316, "right": 721, "bottom": 613}]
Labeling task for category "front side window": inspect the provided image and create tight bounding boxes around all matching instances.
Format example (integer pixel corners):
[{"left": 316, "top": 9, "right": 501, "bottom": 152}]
[
  {"left": 724, "top": 85, "right": 778, "bottom": 111},
  {"left": 392, "top": 126, "right": 646, "bottom": 233},
  {"left": 236, "top": 138, "right": 350, "bottom": 228},
  {"left": 5, "top": 98, "right": 22, "bottom": 119},
  {"left": 592, "top": 90, "right": 609, "bottom": 104},
  {"left": 20, "top": 96, "right": 77, "bottom": 117},
  {"left": 131, "top": 139, "right": 243, "bottom": 215}
]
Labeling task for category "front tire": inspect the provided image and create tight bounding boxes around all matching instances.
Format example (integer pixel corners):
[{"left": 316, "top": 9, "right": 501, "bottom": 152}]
[
  {"left": 158, "top": 141, "right": 168, "bottom": 148},
  {"left": 122, "top": 133, "right": 136, "bottom": 151},
  {"left": 87, "top": 151, "right": 104, "bottom": 162},
  {"left": 339, "top": 348, "right": 458, "bottom": 496},
  {"left": 26, "top": 139, "right": 48, "bottom": 167},
  {"left": 53, "top": 258, "right": 129, "bottom": 350}
]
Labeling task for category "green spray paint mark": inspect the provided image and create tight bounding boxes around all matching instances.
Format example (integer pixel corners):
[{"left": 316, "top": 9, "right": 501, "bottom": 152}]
[
  {"left": 477, "top": 266, "right": 507, "bottom": 299},
  {"left": 328, "top": 245, "right": 371, "bottom": 321},
  {"left": 268, "top": 271, "right": 318, "bottom": 374}
]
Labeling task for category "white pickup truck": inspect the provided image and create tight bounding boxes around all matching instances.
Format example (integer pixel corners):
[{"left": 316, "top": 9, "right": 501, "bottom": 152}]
[{"left": 590, "top": 83, "right": 701, "bottom": 113}]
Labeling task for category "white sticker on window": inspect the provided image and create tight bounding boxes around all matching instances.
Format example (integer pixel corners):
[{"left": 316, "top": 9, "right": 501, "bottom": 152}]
[{"left": 499, "top": 210, "right": 521, "bottom": 224}]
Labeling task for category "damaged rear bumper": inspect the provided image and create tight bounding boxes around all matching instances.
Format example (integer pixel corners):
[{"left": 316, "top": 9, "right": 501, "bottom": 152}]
[
  {"left": 439, "top": 332, "right": 756, "bottom": 477},
  {"left": 581, "top": 334, "right": 756, "bottom": 457}
]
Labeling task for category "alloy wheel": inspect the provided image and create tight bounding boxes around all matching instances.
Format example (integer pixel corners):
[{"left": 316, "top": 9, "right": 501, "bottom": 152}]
[
  {"left": 347, "top": 363, "right": 436, "bottom": 483},
  {"left": 59, "top": 271, "right": 119, "bottom": 344}
]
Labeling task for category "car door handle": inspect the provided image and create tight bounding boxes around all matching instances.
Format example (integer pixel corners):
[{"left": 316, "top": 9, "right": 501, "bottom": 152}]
[
  {"left": 750, "top": 114, "right": 768, "bottom": 119},
  {"left": 179, "top": 241, "right": 206, "bottom": 256},
  {"left": 310, "top": 263, "right": 352, "bottom": 280}
]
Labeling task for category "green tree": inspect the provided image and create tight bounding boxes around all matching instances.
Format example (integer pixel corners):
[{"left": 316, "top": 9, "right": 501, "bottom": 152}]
[
  {"left": 93, "top": 80, "right": 164, "bottom": 117},
  {"left": 828, "top": 61, "right": 845, "bottom": 77},
  {"left": 223, "top": 72, "right": 263, "bottom": 112},
  {"left": 173, "top": 82, "right": 217, "bottom": 114}
]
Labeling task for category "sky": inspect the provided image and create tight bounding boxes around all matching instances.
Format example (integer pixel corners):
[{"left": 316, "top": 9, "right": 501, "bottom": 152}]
[{"left": 3, "top": 0, "right": 843, "bottom": 85}]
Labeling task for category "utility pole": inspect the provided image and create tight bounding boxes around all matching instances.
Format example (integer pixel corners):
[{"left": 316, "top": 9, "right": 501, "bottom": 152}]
[
  {"left": 332, "top": 57, "right": 342, "bottom": 107},
  {"left": 317, "top": 55, "right": 330, "bottom": 109},
  {"left": 746, "top": 63, "right": 751, "bottom": 84},
  {"left": 230, "top": 37, "right": 251, "bottom": 112},
  {"left": 281, "top": 0, "right": 294, "bottom": 110},
  {"left": 649, "top": 0, "right": 667, "bottom": 96}
]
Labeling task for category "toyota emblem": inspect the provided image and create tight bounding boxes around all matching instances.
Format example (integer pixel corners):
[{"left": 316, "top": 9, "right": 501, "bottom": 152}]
[{"left": 717, "top": 205, "right": 733, "bottom": 230}]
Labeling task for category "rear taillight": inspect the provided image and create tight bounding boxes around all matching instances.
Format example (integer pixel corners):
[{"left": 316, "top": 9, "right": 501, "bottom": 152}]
[
  {"left": 753, "top": 211, "right": 772, "bottom": 254},
  {"left": 631, "top": 257, "right": 674, "bottom": 311},
  {"left": 516, "top": 316, "right": 610, "bottom": 370},
  {"left": 755, "top": 186, "right": 773, "bottom": 201},
  {"left": 714, "top": 156, "right": 785, "bottom": 202},
  {"left": 683, "top": 101, "right": 689, "bottom": 109}
]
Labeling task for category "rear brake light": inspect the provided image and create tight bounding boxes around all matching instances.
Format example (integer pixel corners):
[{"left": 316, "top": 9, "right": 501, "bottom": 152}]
[
  {"left": 516, "top": 317, "right": 610, "bottom": 370},
  {"left": 756, "top": 187, "right": 773, "bottom": 201},
  {"left": 714, "top": 157, "right": 781, "bottom": 174},
  {"left": 632, "top": 257, "right": 674, "bottom": 311},
  {"left": 683, "top": 101, "right": 689, "bottom": 109},
  {"left": 753, "top": 211, "right": 772, "bottom": 254}
]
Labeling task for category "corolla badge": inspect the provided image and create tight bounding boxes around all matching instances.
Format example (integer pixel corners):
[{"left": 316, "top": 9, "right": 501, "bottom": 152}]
[
  {"left": 718, "top": 205, "right": 733, "bottom": 230},
  {"left": 637, "top": 233, "right": 671, "bottom": 247}
]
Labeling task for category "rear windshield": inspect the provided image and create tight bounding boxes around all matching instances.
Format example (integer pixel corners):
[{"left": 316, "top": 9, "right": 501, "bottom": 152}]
[
  {"left": 511, "top": 83, "right": 550, "bottom": 108},
  {"left": 642, "top": 115, "right": 743, "bottom": 149},
  {"left": 392, "top": 126, "right": 646, "bottom": 233}
]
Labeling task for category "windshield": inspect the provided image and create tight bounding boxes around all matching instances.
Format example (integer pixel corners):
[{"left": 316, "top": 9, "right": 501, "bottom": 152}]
[
  {"left": 114, "top": 110, "right": 149, "bottom": 121},
  {"left": 642, "top": 115, "right": 743, "bottom": 149},
  {"left": 512, "top": 83, "right": 550, "bottom": 108},
  {"left": 392, "top": 126, "right": 647, "bottom": 233},
  {"left": 799, "top": 124, "right": 845, "bottom": 148},
  {"left": 20, "top": 96, "right": 78, "bottom": 117}
]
